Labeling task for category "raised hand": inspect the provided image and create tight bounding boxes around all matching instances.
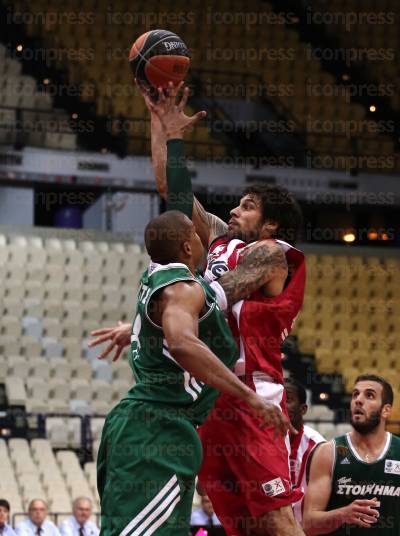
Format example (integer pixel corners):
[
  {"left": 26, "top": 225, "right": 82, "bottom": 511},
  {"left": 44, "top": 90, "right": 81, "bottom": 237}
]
[{"left": 144, "top": 81, "right": 207, "bottom": 139}]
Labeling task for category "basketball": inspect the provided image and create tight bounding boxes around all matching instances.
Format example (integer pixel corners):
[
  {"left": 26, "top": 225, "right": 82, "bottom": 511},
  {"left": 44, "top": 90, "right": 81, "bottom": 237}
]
[{"left": 129, "top": 29, "right": 190, "bottom": 97}]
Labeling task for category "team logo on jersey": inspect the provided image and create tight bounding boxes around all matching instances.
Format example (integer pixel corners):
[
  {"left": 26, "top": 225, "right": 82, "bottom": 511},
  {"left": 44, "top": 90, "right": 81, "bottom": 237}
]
[
  {"left": 208, "top": 260, "right": 229, "bottom": 278},
  {"left": 208, "top": 245, "right": 226, "bottom": 262},
  {"left": 340, "top": 457, "right": 351, "bottom": 465},
  {"left": 262, "top": 477, "right": 286, "bottom": 497},
  {"left": 337, "top": 445, "right": 349, "bottom": 457},
  {"left": 336, "top": 476, "right": 400, "bottom": 497},
  {"left": 385, "top": 460, "right": 400, "bottom": 475}
]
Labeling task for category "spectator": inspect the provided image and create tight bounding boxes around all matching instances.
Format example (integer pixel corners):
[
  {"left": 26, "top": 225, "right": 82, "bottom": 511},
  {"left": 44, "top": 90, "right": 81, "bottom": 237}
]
[
  {"left": 0, "top": 499, "right": 17, "bottom": 536},
  {"left": 190, "top": 496, "right": 222, "bottom": 527},
  {"left": 59, "top": 498, "right": 98, "bottom": 536},
  {"left": 15, "top": 500, "right": 60, "bottom": 536}
]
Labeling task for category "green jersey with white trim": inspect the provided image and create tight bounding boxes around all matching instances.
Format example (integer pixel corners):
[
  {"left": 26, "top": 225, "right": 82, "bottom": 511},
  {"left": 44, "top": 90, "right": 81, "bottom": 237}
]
[
  {"left": 123, "top": 262, "right": 238, "bottom": 425},
  {"left": 327, "top": 432, "right": 400, "bottom": 535}
]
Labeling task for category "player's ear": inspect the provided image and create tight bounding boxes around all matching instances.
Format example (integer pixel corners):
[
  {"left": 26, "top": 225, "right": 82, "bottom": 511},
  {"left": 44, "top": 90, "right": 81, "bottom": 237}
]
[
  {"left": 261, "top": 219, "right": 278, "bottom": 237},
  {"left": 381, "top": 403, "right": 392, "bottom": 420},
  {"left": 182, "top": 240, "right": 191, "bottom": 256},
  {"left": 301, "top": 404, "right": 308, "bottom": 417}
]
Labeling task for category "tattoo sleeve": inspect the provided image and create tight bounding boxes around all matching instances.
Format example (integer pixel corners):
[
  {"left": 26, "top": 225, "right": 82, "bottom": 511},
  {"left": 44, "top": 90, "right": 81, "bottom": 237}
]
[
  {"left": 193, "top": 197, "right": 228, "bottom": 246},
  {"left": 217, "top": 242, "right": 287, "bottom": 306}
]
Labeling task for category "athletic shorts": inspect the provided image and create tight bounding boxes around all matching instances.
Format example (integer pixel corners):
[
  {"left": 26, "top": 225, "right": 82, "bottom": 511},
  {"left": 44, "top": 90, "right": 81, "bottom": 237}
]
[
  {"left": 97, "top": 400, "right": 202, "bottom": 536},
  {"left": 198, "top": 390, "right": 303, "bottom": 536}
]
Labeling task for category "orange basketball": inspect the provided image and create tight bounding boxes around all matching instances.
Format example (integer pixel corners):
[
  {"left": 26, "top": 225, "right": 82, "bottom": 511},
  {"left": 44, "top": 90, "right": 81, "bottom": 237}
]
[{"left": 129, "top": 29, "right": 190, "bottom": 99}]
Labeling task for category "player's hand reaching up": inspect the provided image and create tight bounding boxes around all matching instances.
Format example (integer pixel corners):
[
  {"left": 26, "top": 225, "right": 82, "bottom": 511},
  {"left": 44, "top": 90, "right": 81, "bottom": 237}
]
[
  {"left": 246, "top": 392, "right": 296, "bottom": 438},
  {"left": 89, "top": 321, "right": 131, "bottom": 361},
  {"left": 140, "top": 80, "right": 207, "bottom": 140}
]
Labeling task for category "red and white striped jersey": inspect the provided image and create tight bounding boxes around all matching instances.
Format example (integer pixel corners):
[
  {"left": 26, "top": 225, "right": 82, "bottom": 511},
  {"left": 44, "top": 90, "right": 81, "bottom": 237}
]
[
  {"left": 290, "top": 424, "right": 325, "bottom": 523},
  {"left": 204, "top": 236, "right": 306, "bottom": 387}
]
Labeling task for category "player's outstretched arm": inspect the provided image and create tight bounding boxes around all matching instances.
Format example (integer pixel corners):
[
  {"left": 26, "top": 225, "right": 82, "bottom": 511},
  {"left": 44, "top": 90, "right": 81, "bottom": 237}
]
[
  {"left": 160, "top": 281, "right": 290, "bottom": 435},
  {"left": 215, "top": 240, "right": 287, "bottom": 307},
  {"left": 303, "top": 442, "right": 380, "bottom": 534},
  {"left": 140, "top": 81, "right": 227, "bottom": 246},
  {"left": 135, "top": 79, "right": 168, "bottom": 200}
]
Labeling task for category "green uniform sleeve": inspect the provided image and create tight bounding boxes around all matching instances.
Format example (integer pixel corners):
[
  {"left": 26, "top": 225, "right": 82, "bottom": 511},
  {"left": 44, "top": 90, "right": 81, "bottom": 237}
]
[{"left": 166, "top": 138, "right": 193, "bottom": 219}]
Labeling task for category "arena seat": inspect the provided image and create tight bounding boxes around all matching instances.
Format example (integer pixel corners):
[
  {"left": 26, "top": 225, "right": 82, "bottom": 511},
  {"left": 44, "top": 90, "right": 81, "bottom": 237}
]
[
  {"left": 311, "top": 0, "right": 400, "bottom": 113},
  {"left": 306, "top": 405, "right": 335, "bottom": 422},
  {"left": 11, "top": 0, "right": 393, "bottom": 163},
  {"left": 1, "top": 225, "right": 399, "bottom": 517},
  {"left": 315, "top": 423, "right": 336, "bottom": 440},
  {"left": 0, "top": 438, "right": 92, "bottom": 515},
  {"left": 0, "top": 46, "right": 77, "bottom": 151},
  {"left": 5, "top": 377, "right": 27, "bottom": 405},
  {"left": 0, "top": 229, "right": 140, "bottom": 423},
  {"left": 46, "top": 418, "right": 70, "bottom": 449}
]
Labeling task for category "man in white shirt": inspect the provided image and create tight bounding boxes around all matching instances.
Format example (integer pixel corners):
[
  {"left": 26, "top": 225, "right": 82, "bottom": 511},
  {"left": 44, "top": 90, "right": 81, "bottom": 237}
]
[
  {"left": 15, "top": 500, "right": 60, "bottom": 536},
  {"left": 191, "top": 496, "right": 222, "bottom": 528},
  {"left": 285, "top": 378, "right": 325, "bottom": 524},
  {"left": 59, "top": 498, "right": 99, "bottom": 536},
  {"left": 0, "top": 499, "right": 17, "bottom": 536}
]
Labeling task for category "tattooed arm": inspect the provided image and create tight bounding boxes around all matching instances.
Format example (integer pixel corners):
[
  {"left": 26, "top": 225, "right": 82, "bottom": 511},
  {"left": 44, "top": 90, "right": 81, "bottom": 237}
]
[
  {"left": 217, "top": 240, "right": 288, "bottom": 306},
  {"left": 192, "top": 197, "right": 228, "bottom": 248}
]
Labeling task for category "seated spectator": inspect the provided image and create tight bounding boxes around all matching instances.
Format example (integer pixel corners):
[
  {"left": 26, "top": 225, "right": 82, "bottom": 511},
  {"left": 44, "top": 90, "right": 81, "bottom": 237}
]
[
  {"left": 15, "top": 500, "right": 60, "bottom": 536},
  {"left": 0, "top": 499, "right": 17, "bottom": 536},
  {"left": 190, "top": 496, "right": 221, "bottom": 527},
  {"left": 58, "top": 498, "right": 98, "bottom": 536}
]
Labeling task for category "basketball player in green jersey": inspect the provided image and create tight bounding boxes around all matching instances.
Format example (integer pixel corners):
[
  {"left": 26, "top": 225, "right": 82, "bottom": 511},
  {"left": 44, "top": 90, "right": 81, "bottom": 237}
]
[
  {"left": 97, "top": 210, "right": 289, "bottom": 536},
  {"left": 303, "top": 374, "right": 400, "bottom": 535}
]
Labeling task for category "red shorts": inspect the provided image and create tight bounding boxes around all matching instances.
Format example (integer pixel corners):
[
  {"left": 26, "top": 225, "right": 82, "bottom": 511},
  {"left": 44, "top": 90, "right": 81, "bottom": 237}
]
[{"left": 198, "top": 387, "right": 303, "bottom": 536}]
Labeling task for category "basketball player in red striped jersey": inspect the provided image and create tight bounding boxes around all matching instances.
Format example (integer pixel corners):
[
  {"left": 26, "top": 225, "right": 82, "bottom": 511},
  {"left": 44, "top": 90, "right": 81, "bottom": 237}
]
[
  {"left": 285, "top": 378, "right": 325, "bottom": 525},
  {"left": 145, "top": 84, "right": 307, "bottom": 536},
  {"left": 91, "top": 84, "right": 306, "bottom": 535}
]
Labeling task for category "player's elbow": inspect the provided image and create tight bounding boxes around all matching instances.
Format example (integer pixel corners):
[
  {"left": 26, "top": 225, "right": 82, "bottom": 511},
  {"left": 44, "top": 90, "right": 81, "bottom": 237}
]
[
  {"left": 167, "top": 336, "right": 194, "bottom": 362},
  {"left": 301, "top": 517, "right": 313, "bottom": 535}
]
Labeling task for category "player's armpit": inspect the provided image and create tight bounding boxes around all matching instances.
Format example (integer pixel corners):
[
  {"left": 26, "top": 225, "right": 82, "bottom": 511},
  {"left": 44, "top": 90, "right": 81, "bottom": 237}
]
[
  {"left": 217, "top": 240, "right": 287, "bottom": 306},
  {"left": 192, "top": 197, "right": 228, "bottom": 249}
]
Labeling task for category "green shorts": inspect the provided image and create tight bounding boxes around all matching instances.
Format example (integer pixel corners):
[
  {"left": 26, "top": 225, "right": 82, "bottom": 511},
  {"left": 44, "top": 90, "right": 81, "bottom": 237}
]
[{"left": 97, "top": 400, "right": 203, "bottom": 536}]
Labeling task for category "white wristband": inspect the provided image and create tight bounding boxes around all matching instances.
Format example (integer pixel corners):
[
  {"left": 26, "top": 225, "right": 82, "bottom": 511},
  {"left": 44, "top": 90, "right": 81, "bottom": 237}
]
[{"left": 210, "top": 281, "right": 228, "bottom": 311}]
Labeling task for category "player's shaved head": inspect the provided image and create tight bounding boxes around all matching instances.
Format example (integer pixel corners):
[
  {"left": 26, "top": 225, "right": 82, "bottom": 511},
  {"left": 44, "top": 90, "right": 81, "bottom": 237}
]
[{"left": 145, "top": 211, "right": 193, "bottom": 264}]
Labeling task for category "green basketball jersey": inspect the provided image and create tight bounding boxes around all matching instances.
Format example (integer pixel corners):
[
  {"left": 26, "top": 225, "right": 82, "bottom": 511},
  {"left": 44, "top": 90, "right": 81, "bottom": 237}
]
[
  {"left": 123, "top": 262, "right": 238, "bottom": 425},
  {"left": 327, "top": 433, "right": 400, "bottom": 535}
]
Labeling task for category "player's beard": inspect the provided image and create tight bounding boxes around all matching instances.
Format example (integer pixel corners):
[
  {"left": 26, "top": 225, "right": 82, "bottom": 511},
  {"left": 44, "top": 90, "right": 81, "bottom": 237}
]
[
  {"left": 226, "top": 223, "right": 262, "bottom": 243},
  {"left": 350, "top": 410, "right": 381, "bottom": 435}
]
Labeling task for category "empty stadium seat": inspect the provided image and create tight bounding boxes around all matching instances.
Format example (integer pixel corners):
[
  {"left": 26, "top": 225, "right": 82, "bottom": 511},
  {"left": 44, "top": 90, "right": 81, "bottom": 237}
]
[
  {"left": 5, "top": 377, "right": 27, "bottom": 406},
  {"left": 306, "top": 405, "right": 335, "bottom": 422}
]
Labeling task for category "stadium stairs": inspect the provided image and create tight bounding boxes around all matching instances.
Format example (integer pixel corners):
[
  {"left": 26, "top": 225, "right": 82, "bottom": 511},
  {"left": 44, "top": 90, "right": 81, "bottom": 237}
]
[
  {"left": 0, "top": 0, "right": 123, "bottom": 154},
  {"left": 267, "top": 0, "right": 400, "bottom": 152},
  {"left": 189, "top": 69, "right": 308, "bottom": 166}
]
